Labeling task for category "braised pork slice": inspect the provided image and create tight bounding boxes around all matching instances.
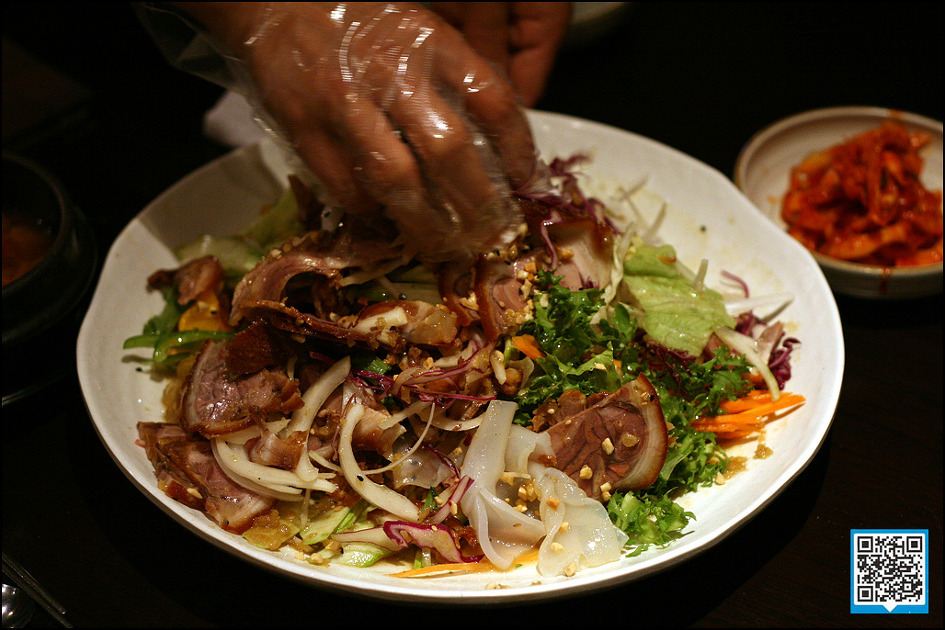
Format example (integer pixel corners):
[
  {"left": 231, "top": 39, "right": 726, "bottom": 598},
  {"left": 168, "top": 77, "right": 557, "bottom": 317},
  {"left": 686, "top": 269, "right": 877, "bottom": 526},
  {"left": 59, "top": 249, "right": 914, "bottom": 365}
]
[
  {"left": 180, "top": 339, "right": 304, "bottom": 437},
  {"left": 246, "top": 429, "right": 308, "bottom": 470},
  {"left": 137, "top": 422, "right": 276, "bottom": 533},
  {"left": 542, "top": 375, "right": 668, "bottom": 500},
  {"left": 148, "top": 255, "right": 225, "bottom": 305},
  {"left": 229, "top": 220, "right": 406, "bottom": 325},
  {"left": 238, "top": 298, "right": 460, "bottom": 353}
]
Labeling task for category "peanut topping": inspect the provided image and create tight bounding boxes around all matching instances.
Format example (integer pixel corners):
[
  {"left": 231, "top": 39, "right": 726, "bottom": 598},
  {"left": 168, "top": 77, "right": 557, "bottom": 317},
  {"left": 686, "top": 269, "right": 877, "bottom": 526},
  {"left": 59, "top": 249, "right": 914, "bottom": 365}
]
[
  {"left": 621, "top": 433, "right": 639, "bottom": 448},
  {"left": 601, "top": 437, "right": 614, "bottom": 455}
]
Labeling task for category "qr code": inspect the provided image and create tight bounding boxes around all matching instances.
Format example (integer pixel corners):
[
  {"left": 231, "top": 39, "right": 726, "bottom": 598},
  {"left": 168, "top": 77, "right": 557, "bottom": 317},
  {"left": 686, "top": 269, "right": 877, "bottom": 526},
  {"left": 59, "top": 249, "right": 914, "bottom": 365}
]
[{"left": 851, "top": 530, "right": 928, "bottom": 614}]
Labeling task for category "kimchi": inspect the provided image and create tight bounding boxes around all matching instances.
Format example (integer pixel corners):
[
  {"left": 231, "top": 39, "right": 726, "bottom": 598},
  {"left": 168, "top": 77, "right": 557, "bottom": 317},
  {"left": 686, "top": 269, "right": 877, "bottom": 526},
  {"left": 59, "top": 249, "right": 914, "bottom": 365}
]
[{"left": 781, "top": 120, "right": 943, "bottom": 267}]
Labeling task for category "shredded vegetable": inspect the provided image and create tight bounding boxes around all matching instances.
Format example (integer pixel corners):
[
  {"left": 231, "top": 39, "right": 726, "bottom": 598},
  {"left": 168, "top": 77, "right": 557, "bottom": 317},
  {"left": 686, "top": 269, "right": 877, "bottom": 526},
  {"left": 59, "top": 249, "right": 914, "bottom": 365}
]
[
  {"left": 781, "top": 119, "right": 943, "bottom": 267},
  {"left": 692, "top": 390, "right": 806, "bottom": 439}
]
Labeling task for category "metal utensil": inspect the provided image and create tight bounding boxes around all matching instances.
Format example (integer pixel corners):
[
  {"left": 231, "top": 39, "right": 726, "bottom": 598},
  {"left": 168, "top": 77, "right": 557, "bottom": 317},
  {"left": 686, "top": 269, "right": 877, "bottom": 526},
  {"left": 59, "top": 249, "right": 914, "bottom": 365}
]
[
  {"left": 2, "top": 583, "right": 35, "bottom": 628},
  {"left": 2, "top": 553, "right": 70, "bottom": 627}
]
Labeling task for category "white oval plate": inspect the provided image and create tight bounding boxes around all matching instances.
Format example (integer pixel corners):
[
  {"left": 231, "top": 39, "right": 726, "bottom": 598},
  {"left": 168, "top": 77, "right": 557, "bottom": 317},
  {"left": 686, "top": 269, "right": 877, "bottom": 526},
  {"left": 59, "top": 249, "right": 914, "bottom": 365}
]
[
  {"left": 734, "top": 106, "right": 943, "bottom": 299},
  {"left": 77, "top": 110, "right": 844, "bottom": 604}
]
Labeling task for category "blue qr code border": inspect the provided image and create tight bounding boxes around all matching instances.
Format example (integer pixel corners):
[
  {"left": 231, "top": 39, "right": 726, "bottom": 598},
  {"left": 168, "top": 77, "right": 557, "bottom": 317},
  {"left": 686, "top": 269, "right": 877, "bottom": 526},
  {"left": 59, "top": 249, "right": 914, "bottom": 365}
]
[{"left": 851, "top": 529, "right": 929, "bottom": 614}]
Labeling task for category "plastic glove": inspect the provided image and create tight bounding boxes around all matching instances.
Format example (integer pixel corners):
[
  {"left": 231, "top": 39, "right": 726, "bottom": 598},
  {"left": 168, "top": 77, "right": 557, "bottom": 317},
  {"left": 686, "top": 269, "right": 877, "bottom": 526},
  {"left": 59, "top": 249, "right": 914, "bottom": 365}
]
[{"left": 178, "top": 2, "right": 541, "bottom": 261}]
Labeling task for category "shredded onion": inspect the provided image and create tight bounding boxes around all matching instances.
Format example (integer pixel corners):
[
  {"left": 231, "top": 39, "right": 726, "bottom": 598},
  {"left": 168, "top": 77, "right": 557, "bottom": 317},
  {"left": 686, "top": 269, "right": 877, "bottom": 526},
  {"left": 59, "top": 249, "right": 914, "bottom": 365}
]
[
  {"left": 211, "top": 439, "right": 337, "bottom": 499},
  {"left": 308, "top": 445, "right": 340, "bottom": 472},
  {"left": 713, "top": 326, "right": 781, "bottom": 399},
  {"left": 724, "top": 292, "right": 794, "bottom": 320},
  {"left": 429, "top": 475, "right": 473, "bottom": 524},
  {"left": 287, "top": 356, "right": 350, "bottom": 434},
  {"left": 218, "top": 418, "right": 289, "bottom": 446},
  {"left": 359, "top": 404, "right": 436, "bottom": 476},
  {"left": 378, "top": 400, "right": 431, "bottom": 430},
  {"left": 337, "top": 393, "right": 422, "bottom": 522},
  {"left": 288, "top": 357, "right": 350, "bottom": 482},
  {"left": 692, "top": 259, "right": 709, "bottom": 293}
]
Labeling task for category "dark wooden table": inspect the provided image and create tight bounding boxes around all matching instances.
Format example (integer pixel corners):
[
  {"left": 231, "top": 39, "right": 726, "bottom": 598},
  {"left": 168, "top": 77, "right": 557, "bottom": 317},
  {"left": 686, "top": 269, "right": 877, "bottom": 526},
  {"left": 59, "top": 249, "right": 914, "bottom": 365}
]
[{"left": 3, "top": 3, "right": 941, "bottom": 627}]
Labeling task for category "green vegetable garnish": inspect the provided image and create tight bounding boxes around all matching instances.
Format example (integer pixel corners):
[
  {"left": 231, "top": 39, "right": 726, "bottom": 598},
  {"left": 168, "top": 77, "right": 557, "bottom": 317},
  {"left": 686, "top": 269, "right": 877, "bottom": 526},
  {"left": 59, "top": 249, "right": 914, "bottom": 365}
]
[
  {"left": 623, "top": 244, "right": 735, "bottom": 357},
  {"left": 123, "top": 284, "right": 233, "bottom": 369},
  {"left": 509, "top": 270, "right": 752, "bottom": 550}
]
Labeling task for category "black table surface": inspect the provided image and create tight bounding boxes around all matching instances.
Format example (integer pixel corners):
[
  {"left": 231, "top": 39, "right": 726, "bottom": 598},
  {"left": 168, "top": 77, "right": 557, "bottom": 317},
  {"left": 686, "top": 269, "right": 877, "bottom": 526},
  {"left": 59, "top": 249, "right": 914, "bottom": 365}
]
[{"left": 2, "top": 3, "right": 941, "bottom": 627}]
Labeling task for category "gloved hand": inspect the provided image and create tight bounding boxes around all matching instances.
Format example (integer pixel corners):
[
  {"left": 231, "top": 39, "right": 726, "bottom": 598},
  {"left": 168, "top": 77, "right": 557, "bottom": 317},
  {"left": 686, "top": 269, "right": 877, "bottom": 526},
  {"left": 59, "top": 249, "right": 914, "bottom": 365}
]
[{"left": 178, "top": 2, "right": 551, "bottom": 261}]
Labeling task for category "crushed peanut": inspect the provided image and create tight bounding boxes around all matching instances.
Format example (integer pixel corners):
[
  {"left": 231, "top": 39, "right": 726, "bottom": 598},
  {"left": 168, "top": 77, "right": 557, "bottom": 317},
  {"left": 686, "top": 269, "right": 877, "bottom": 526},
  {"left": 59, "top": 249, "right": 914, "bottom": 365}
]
[
  {"left": 601, "top": 437, "right": 614, "bottom": 455},
  {"left": 599, "top": 482, "right": 612, "bottom": 501},
  {"left": 579, "top": 465, "right": 593, "bottom": 479}
]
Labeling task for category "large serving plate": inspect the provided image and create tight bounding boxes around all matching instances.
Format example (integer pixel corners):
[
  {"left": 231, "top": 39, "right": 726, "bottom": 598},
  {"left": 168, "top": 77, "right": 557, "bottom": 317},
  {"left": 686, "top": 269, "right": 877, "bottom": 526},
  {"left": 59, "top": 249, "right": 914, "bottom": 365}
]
[{"left": 77, "top": 110, "right": 844, "bottom": 604}]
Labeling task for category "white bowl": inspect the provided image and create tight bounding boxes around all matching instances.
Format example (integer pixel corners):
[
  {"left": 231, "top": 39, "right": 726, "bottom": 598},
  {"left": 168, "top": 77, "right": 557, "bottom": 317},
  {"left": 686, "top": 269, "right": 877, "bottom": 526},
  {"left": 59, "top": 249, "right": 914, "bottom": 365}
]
[{"left": 734, "top": 106, "right": 943, "bottom": 300}]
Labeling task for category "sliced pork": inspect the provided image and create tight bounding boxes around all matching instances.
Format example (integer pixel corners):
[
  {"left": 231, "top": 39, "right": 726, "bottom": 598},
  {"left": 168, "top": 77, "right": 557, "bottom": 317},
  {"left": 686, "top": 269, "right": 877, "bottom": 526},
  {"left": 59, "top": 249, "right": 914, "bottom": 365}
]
[
  {"left": 137, "top": 422, "right": 276, "bottom": 533},
  {"left": 229, "top": 219, "right": 406, "bottom": 325},
  {"left": 148, "top": 255, "right": 225, "bottom": 305},
  {"left": 541, "top": 375, "right": 668, "bottom": 500},
  {"left": 180, "top": 339, "right": 304, "bottom": 437}
]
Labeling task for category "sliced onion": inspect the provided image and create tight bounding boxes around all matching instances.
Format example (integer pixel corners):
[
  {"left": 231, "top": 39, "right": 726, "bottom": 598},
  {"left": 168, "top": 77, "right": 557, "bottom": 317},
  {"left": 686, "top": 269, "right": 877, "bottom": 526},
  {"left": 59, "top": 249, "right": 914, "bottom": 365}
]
[
  {"left": 638, "top": 199, "right": 665, "bottom": 245},
  {"left": 331, "top": 520, "right": 481, "bottom": 563},
  {"left": 337, "top": 397, "right": 422, "bottom": 522},
  {"left": 490, "top": 349, "right": 508, "bottom": 385},
  {"left": 724, "top": 292, "right": 794, "bottom": 319},
  {"left": 287, "top": 356, "right": 350, "bottom": 434},
  {"left": 429, "top": 475, "right": 473, "bottom": 524},
  {"left": 359, "top": 404, "right": 435, "bottom": 476},
  {"left": 331, "top": 526, "right": 402, "bottom": 551},
  {"left": 288, "top": 357, "right": 350, "bottom": 482},
  {"left": 692, "top": 258, "right": 708, "bottom": 293},
  {"left": 378, "top": 400, "right": 430, "bottom": 430},
  {"left": 211, "top": 439, "right": 337, "bottom": 499},
  {"left": 383, "top": 521, "right": 481, "bottom": 563},
  {"left": 308, "top": 445, "right": 340, "bottom": 472},
  {"left": 721, "top": 270, "right": 750, "bottom": 298},
  {"left": 713, "top": 325, "right": 781, "bottom": 399},
  {"left": 217, "top": 417, "right": 289, "bottom": 446}
]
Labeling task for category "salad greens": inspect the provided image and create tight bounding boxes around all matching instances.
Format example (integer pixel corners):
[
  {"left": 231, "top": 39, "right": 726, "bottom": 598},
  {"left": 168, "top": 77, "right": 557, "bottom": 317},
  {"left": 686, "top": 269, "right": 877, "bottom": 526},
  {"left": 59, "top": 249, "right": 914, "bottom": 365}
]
[
  {"left": 511, "top": 256, "right": 754, "bottom": 552},
  {"left": 622, "top": 243, "right": 735, "bottom": 357},
  {"left": 125, "top": 163, "right": 798, "bottom": 573},
  {"left": 122, "top": 284, "right": 233, "bottom": 369}
]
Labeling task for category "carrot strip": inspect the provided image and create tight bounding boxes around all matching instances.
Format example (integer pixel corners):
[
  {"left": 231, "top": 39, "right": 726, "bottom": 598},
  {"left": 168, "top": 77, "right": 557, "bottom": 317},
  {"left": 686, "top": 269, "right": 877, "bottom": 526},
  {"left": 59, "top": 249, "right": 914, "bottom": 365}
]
[
  {"left": 719, "top": 391, "right": 776, "bottom": 413},
  {"left": 389, "top": 547, "right": 539, "bottom": 578},
  {"left": 389, "top": 560, "right": 497, "bottom": 578},
  {"left": 718, "top": 393, "right": 805, "bottom": 416},
  {"left": 693, "top": 391, "right": 805, "bottom": 438},
  {"left": 512, "top": 334, "right": 545, "bottom": 359}
]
